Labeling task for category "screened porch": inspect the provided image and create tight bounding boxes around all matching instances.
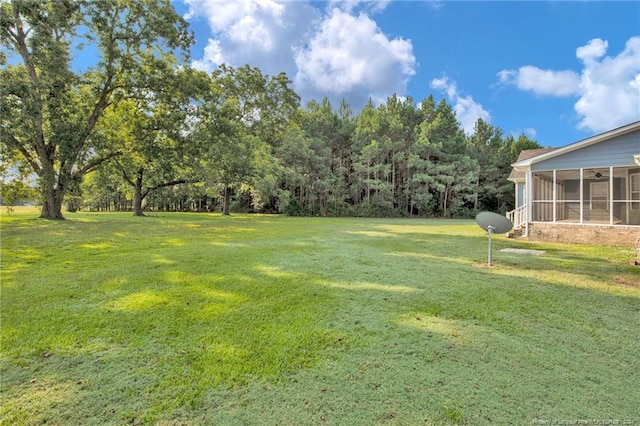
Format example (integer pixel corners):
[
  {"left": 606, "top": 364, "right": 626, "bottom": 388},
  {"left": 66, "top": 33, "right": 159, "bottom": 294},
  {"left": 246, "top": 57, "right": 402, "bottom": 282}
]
[{"left": 530, "top": 166, "right": 640, "bottom": 226}]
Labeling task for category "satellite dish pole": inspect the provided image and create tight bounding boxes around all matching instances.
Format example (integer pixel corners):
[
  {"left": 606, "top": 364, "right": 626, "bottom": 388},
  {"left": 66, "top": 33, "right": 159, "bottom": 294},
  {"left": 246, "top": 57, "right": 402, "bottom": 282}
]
[
  {"left": 476, "top": 212, "right": 513, "bottom": 267},
  {"left": 487, "top": 225, "right": 495, "bottom": 266}
]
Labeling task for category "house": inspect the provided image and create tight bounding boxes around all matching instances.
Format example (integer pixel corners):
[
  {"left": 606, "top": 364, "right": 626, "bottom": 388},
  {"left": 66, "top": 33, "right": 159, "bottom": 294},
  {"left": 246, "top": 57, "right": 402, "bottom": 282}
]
[{"left": 507, "top": 121, "right": 640, "bottom": 245}]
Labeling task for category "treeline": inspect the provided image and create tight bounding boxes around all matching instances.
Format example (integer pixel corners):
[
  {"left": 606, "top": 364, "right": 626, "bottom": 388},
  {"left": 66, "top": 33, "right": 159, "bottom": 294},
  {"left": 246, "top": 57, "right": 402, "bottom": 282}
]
[
  {"left": 81, "top": 94, "right": 540, "bottom": 218},
  {"left": 1, "top": 1, "right": 540, "bottom": 219},
  {"left": 275, "top": 96, "right": 540, "bottom": 217}
]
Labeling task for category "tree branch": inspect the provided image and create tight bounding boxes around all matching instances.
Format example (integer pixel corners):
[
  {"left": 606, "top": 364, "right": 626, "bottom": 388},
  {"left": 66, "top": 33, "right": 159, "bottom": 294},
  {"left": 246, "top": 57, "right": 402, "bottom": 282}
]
[
  {"left": 2, "top": 129, "right": 41, "bottom": 173},
  {"left": 76, "top": 4, "right": 122, "bottom": 156},
  {"left": 12, "top": 5, "right": 46, "bottom": 155},
  {"left": 75, "top": 150, "right": 122, "bottom": 176},
  {"left": 143, "top": 178, "right": 201, "bottom": 198},
  {"left": 119, "top": 166, "right": 135, "bottom": 188},
  {"left": 78, "top": 72, "right": 115, "bottom": 153}
]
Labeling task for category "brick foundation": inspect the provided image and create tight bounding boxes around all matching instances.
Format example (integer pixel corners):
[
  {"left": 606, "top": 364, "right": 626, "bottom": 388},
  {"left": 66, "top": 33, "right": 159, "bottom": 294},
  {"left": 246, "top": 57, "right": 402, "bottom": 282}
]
[{"left": 526, "top": 223, "right": 640, "bottom": 246}]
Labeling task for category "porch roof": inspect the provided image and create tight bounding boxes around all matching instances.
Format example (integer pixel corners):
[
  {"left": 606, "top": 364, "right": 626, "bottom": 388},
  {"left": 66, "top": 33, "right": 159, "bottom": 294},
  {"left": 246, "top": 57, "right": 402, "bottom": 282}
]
[{"left": 507, "top": 148, "right": 556, "bottom": 181}]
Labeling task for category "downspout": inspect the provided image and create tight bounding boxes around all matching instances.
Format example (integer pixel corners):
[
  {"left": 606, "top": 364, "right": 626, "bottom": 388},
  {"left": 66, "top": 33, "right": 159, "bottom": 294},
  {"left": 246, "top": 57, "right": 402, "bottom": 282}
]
[
  {"left": 609, "top": 166, "right": 614, "bottom": 225},
  {"left": 553, "top": 169, "right": 557, "bottom": 223},
  {"left": 524, "top": 169, "right": 532, "bottom": 237},
  {"left": 579, "top": 168, "right": 584, "bottom": 224}
]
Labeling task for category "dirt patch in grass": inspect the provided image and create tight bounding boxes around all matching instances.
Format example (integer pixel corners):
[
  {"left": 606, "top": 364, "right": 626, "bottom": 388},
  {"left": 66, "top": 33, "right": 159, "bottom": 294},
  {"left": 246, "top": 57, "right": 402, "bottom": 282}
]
[{"left": 613, "top": 274, "right": 640, "bottom": 289}]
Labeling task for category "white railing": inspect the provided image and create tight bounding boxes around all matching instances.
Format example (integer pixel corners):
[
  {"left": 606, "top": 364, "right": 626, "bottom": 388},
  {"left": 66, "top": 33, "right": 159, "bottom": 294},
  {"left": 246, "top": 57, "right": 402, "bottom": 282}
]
[{"left": 507, "top": 205, "right": 527, "bottom": 230}]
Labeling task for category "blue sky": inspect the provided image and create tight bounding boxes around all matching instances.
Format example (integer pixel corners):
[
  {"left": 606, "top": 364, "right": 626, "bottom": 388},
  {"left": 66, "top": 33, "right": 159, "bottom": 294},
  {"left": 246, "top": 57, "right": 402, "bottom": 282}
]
[{"left": 174, "top": 1, "right": 640, "bottom": 147}]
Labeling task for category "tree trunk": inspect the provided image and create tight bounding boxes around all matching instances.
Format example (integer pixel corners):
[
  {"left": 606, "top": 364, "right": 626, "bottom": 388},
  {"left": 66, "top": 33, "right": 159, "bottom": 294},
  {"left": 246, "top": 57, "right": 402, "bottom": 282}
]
[
  {"left": 39, "top": 168, "right": 65, "bottom": 220},
  {"left": 474, "top": 176, "right": 479, "bottom": 211},
  {"left": 133, "top": 190, "right": 144, "bottom": 216},
  {"left": 222, "top": 184, "right": 231, "bottom": 216},
  {"left": 443, "top": 184, "right": 450, "bottom": 218},
  {"left": 40, "top": 187, "right": 65, "bottom": 220},
  {"left": 133, "top": 172, "right": 145, "bottom": 216}
]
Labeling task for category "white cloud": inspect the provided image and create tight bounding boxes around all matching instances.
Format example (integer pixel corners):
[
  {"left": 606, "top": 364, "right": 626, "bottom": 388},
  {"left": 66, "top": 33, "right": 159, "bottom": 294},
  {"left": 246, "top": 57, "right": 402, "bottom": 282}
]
[
  {"left": 430, "top": 76, "right": 457, "bottom": 99},
  {"left": 183, "top": 0, "right": 416, "bottom": 109},
  {"left": 631, "top": 73, "right": 640, "bottom": 90},
  {"left": 497, "top": 66, "right": 580, "bottom": 97},
  {"left": 294, "top": 8, "right": 415, "bottom": 107},
  {"left": 576, "top": 38, "right": 608, "bottom": 63},
  {"left": 498, "top": 36, "right": 640, "bottom": 133},
  {"left": 184, "top": 0, "right": 318, "bottom": 76},
  {"left": 191, "top": 39, "right": 225, "bottom": 72},
  {"left": 329, "top": 0, "right": 391, "bottom": 14},
  {"left": 574, "top": 36, "right": 640, "bottom": 132},
  {"left": 430, "top": 76, "right": 491, "bottom": 135},
  {"left": 185, "top": 0, "right": 286, "bottom": 33},
  {"left": 510, "top": 127, "right": 538, "bottom": 139}
]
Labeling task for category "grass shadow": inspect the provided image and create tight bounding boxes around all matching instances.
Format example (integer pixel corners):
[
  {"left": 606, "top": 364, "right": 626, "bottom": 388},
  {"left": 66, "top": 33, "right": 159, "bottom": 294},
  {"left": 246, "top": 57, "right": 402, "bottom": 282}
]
[{"left": 2, "top": 214, "right": 639, "bottom": 424}]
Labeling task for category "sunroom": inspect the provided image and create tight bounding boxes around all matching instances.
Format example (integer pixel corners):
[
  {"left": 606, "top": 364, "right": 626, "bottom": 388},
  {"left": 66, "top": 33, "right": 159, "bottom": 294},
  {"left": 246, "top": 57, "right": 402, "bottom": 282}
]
[{"left": 508, "top": 121, "right": 640, "bottom": 245}]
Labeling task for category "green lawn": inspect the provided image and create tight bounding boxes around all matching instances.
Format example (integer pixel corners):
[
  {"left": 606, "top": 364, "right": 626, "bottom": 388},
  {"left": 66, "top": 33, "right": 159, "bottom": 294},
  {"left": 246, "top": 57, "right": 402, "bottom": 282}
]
[{"left": 1, "top": 208, "right": 639, "bottom": 425}]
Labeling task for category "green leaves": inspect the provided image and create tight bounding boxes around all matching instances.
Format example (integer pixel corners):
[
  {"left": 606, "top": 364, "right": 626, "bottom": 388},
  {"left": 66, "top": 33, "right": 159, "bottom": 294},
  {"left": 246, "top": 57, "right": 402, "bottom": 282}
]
[
  {"left": 192, "top": 65, "right": 299, "bottom": 214},
  {"left": 274, "top": 92, "right": 540, "bottom": 218},
  {"left": 1, "top": 0, "right": 194, "bottom": 219},
  {"left": 1, "top": 0, "right": 540, "bottom": 219}
]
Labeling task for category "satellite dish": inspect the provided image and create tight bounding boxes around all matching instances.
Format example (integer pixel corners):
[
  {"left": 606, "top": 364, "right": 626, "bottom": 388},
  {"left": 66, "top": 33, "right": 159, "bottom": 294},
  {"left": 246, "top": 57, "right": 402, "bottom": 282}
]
[
  {"left": 476, "top": 211, "right": 513, "bottom": 234},
  {"left": 476, "top": 212, "right": 513, "bottom": 266}
]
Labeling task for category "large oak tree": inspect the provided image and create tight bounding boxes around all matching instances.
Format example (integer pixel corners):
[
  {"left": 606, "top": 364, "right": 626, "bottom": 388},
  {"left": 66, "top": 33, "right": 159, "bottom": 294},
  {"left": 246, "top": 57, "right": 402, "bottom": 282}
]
[
  {"left": 0, "top": 0, "right": 193, "bottom": 219},
  {"left": 194, "top": 65, "right": 299, "bottom": 215},
  {"left": 96, "top": 68, "right": 201, "bottom": 216}
]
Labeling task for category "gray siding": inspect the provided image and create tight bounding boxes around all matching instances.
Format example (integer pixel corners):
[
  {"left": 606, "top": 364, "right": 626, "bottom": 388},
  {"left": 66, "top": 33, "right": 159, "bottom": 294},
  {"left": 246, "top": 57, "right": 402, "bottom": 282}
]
[
  {"left": 516, "top": 182, "right": 525, "bottom": 208},
  {"left": 531, "top": 130, "right": 640, "bottom": 171}
]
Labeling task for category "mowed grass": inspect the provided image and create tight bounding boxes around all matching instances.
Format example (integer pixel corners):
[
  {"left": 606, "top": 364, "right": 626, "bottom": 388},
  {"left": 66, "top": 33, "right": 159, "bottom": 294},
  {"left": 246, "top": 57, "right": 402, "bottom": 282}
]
[{"left": 1, "top": 207, "right": 639, "bottom": 425}]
